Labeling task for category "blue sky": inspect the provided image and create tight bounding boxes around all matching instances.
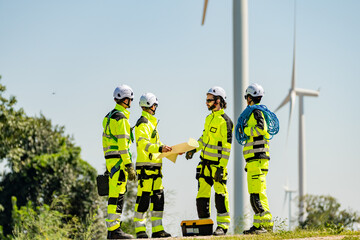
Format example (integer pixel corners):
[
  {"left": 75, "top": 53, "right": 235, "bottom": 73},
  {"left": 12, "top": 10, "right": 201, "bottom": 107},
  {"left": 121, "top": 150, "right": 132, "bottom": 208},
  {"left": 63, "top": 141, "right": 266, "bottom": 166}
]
[{"left": 1, "top": 0, "right": 360, "bottom": 235}]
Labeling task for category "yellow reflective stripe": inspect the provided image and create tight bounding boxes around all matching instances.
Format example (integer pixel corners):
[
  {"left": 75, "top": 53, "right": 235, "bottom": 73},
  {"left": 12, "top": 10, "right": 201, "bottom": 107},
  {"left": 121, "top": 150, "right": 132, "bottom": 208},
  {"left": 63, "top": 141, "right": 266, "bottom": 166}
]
[
  {"left": 136, "top": 162, "right": 162, "bottom": 167},
  {"left": 245, "top": 140, "right": 268, "bottom": 147},
  {"left": 260, "top": 211, "right": 272, "bottom": 217},
  {"left": 243, "top": 148, "right": 269, "bottom": 155},
  {"left": 203, "top": 151, "right": 230, "bottom": 160}
]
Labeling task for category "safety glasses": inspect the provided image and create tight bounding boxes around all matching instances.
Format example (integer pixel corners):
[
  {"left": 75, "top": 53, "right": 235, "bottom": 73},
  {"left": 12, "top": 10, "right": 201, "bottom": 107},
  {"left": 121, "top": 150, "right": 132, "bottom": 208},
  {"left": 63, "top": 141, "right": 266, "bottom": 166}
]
[{"left": 206, "top": 99, "right": 215, "bottom": 103}]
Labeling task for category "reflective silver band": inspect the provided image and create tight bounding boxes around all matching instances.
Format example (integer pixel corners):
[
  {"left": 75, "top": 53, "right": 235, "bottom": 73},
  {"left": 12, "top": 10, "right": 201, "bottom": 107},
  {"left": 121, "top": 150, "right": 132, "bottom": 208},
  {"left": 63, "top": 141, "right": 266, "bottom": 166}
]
[
  {"left": 105, "top": 150, "right": 128, "bottom": 156},
  {"left": 243, "top": 148, "right": 269, "bottom": 155},
  {"left": 135, "top": 220, "right": 146, "bottom": 228},
  {"left": 151, "top": 219, "right": 162, "bottom": 227},
  {"left": 199, "top": 139, "right": 230, "bottom": 153},
  {"left": 151, "top": 211, "right": 163, "bottom": 218},
  {"left": 145, "top": 143, "right": 152, "bottom": 152},
  {"left": 107, "top": 213, "right": 121, "bottom": 221},
  {"left": 137, "top": 137, "right": 150, "bottom": 142},
  {"left": 134, "top": 212, "right": 145, "bottom": 219},
  {"left": 245, "top": 140, "right": 268, "bottom": 147},
  {"left": 217, "top": 212, "right": 230, "bottom": 217},
  {"left": 203, "top": 151, "right": 230, "bottom": 160},
  {"left": 260, "top": 211, "right": 271, "bottom": 217},
  {"left": 103, "top": 133, "right": 130, "bottom": 140},
  {"left": 217, "top": 221, "right": 230, "bottom": 226},
  {"left": 136, "top": 162, "right": 162, "bottom": 167},
  {"left": 255, "top": 127, "right": 261, "bottom": 136}
]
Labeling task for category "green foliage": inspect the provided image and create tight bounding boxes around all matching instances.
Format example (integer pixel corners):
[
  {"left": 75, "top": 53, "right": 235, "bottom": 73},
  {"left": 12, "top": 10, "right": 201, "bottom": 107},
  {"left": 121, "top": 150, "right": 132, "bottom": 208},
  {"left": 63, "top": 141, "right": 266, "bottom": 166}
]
[
  {"left": 0, "top": 77, "right": 103, "bottom": 237},
  {"left": 299, "top": 195, "right": 360, "bottom": 231}
]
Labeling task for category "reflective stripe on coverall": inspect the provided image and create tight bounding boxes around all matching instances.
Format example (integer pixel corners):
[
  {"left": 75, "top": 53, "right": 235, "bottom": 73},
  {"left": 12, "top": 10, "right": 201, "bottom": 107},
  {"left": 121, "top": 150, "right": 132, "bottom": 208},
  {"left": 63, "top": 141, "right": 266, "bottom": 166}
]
[
  {"left": 134, "top": 111, "right": 166, "bottom": 234},
  {"left": 243, "top": 105, "right": 273, "bottom": 229},
  {"left": 195, "top": 109, "right": 233, "bottom": 230},
  {"left": 102, "top": 104, "right": 132, "bottom": 231}
]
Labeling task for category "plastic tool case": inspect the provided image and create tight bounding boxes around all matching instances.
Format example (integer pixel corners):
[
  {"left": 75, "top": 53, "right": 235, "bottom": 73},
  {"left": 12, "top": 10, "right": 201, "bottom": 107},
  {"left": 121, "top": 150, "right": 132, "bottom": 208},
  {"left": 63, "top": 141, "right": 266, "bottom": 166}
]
[{"left": 180, "top": 219, "right": 214, "bottom": 236}]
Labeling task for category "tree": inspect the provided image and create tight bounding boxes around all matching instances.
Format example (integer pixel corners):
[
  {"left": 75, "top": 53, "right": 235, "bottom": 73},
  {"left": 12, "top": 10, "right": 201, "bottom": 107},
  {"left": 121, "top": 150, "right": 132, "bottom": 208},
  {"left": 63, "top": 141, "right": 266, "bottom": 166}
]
[
  {"left": 0, "top": 76, "right": 104, "bottom": 237},
  {"left": 299, "top": 194, "right": 360, "bottom": 231}
]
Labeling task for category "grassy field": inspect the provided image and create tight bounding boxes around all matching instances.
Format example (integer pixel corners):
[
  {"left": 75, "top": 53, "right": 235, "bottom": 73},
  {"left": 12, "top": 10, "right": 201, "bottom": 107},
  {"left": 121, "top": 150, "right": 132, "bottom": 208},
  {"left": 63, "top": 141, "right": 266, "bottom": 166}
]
[{"left": 175, "top": 230, "right": 360, "bottom": 240}]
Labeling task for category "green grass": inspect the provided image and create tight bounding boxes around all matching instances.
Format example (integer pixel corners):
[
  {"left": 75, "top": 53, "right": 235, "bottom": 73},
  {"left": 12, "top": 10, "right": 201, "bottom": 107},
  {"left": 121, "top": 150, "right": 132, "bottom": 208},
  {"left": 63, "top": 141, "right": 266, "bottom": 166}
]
[{"left": 177, "top": 230, "right": 360, "bottom": 240}]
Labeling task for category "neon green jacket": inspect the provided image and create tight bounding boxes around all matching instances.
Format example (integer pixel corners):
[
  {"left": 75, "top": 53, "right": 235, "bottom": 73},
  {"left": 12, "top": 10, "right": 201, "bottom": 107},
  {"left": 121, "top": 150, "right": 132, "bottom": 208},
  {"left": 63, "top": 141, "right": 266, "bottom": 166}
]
[
  {"left": 196, "top": 109, "right": 233, "bottom": 168},
  {"left": 135, "top": 111, "right": 163, "bottom": 167},
  {"left": 243, "top": 104, "right": 270, "bottom": 161},
  {"left": 102, "top": 104, "right": 132, "bottom": 166}
]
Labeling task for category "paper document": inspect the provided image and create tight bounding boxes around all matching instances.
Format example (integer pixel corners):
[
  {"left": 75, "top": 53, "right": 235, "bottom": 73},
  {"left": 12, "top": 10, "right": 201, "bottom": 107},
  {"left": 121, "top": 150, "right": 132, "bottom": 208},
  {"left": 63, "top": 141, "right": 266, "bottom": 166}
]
[{"left": 157, "top": 138, "right": 199, "bottom": 163}]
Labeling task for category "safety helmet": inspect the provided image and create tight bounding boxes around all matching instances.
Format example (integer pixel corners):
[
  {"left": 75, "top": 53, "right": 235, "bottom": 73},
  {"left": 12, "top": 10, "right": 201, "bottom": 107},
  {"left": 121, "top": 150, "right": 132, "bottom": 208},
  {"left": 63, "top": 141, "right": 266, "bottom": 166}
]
[
  {"left": 113, "top": 84, "right": 134, "bottom": 100},
  {"left": 139, "top": 93, "right": 158, "bottom": 108},
  {"left": 207, "top": 86, "right": 227, "bottom": 101},
  {"left": 245, "top": 83, "right": 264, "bottom": 97}
]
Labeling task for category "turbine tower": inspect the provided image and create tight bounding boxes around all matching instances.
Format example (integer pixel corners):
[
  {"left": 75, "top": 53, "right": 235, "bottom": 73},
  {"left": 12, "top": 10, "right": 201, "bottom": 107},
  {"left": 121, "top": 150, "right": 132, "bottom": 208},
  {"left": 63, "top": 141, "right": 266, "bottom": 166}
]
[
  {"left": 202, "top": 0, "right": 250, "bottom": 229},
  {"left": 275, "top": 2, "right": 319, "bottom": 223},
  {"left": 283, "top": 184, "right": 296, "bottom": 230}
]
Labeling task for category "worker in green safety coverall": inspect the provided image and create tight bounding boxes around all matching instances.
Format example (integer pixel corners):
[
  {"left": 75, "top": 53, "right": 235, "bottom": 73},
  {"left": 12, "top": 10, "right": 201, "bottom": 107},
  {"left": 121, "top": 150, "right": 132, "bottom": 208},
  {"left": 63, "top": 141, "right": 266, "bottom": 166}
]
[
  {"left": 134, "top": 93, "right": 172, "bottom": 239},
  {"left": 241, "top": 83, "right": 274, "bottom": 234},
  {"left": 102, "top": 85, "right": 137, "bottom": 239},
  {"left": 185, "top": 86, "right": 233, "bottom": 236}
]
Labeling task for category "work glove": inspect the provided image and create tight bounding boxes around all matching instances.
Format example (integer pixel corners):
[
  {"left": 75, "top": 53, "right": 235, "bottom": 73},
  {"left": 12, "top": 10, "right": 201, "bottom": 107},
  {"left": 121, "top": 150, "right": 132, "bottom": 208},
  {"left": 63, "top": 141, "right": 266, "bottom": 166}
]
[
  {"left": 214, "top": 167, "right": 224, "bottom": 182},
  {"left": 125, "top": 163, "right": 136, "bottom": 182},
  {"left": 185, "top": 149, "right": 196, "bottom": 160}
]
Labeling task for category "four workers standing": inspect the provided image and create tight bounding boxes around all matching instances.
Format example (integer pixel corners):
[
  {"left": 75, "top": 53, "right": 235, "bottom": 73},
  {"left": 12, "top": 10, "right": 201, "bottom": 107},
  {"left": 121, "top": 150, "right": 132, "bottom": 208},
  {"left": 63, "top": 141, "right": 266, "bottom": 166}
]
[{"left": 102, "top": 83, "right": 276, "bottom": 239}]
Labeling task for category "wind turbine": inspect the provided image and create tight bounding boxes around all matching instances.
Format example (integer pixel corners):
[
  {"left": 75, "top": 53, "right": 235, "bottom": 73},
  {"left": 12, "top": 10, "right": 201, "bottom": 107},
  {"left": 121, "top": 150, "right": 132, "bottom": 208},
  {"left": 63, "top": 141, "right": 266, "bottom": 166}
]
[
  {"left": 275, "top": 2, "right": 319, "bottom": 224},
  {"left": 283, "top": 184, "right": 296, "bottom": 230},
  {"left": 201, "top": 0, "right": 251, "bottom": 229}
]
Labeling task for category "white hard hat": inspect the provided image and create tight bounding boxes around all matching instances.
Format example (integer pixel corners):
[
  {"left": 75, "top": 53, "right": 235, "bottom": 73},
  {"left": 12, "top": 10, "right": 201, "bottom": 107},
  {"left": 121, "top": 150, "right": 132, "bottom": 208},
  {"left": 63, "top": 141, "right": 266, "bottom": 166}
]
[
  {"left": 139, "top": 93, "right": 158, "bottom": 108},
  {"left": 207, "top": 86, "right": 227, "bottom": 100},
  {"left": 245, "top": 83, "right": 264, "bottom": 97},
  {"left": 113, "top": 84, "right": 134, "bottom": 100}
]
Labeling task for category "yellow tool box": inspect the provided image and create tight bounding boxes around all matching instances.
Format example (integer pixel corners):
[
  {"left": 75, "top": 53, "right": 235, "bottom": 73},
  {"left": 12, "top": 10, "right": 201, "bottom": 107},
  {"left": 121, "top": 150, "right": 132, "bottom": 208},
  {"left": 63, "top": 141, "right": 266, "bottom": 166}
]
[{"left": 180, "top": 219, "right": 214, "bottom": 236}]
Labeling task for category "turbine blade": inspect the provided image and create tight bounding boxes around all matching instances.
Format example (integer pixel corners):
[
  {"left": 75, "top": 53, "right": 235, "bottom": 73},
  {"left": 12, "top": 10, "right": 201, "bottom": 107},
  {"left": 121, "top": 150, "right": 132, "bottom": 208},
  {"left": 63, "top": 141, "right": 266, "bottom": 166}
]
[
  {"left": 291, "top": 42, "right": 296, "bottom": 90},
  {"left": 201, "top": 0, "right": 209, "bottom": 25},
  {"left": 274, "top": 92, "right": 290, "bottom": 112},
  {"left": 295, "top": 88, "right": 320, "bottom": 97}
]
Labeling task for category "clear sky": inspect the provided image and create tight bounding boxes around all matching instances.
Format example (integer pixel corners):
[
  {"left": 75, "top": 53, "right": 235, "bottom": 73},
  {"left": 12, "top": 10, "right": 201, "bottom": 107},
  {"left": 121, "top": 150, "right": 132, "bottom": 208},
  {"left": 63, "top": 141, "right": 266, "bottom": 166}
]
[{"left": 1, "top": 0, "right": 360, "bottom": 235}]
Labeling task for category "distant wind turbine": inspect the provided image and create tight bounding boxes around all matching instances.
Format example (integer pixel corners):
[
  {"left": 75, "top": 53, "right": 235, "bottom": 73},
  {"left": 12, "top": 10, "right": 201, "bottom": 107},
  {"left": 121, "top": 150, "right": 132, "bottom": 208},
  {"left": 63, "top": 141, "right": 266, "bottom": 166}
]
[
  {"left": 275, "top": 1, "right": 319, "bottom": 223},
  {"left": 283, "top": 184, "right": 296, "bottom": 230}
]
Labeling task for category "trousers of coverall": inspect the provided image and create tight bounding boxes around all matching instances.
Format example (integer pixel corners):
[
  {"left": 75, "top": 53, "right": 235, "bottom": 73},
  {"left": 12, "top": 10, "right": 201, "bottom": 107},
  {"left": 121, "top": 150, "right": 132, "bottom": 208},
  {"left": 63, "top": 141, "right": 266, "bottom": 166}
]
[
  {"left": 196, "top": 162, "right": 230, "bottom": 230},
  {"left": 134, "top": 168, "right": 165, "bottom": 234},
  {"left": 106, "top": 158, "right": 128, "bottom": 231},
  {"left": 246, "top": 159, "right": 273, "bottom": 229}
]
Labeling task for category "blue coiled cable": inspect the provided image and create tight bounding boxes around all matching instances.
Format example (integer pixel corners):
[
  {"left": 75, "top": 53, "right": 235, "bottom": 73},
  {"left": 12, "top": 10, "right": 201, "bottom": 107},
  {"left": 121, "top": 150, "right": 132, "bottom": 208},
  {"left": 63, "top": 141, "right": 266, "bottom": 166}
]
[{"left": 235, "top": 105, "right": 280, "bottom": 145}]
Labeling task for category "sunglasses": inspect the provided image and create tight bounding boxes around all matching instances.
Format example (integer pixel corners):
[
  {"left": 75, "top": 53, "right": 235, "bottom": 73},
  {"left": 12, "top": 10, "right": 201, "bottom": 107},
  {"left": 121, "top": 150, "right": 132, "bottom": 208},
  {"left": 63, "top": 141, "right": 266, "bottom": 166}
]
[{"left": 206, "top": 99, "right": 215, "bottom": 103}]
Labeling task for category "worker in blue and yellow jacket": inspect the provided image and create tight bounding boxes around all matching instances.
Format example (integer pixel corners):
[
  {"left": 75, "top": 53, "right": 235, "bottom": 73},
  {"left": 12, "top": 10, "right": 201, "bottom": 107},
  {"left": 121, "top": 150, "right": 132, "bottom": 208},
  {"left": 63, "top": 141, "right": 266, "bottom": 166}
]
[
  {"left": 102, "top": 84, "right": 137, "bottom": 239},
  {"left": 134, "top": 93, "right": 172, "bottom": 239},
  {"left": 186, "top": 86, "right": 233, "bottom": 236},
  {"left": 241, "top": 83, "right": 273, "bottom": 235}
]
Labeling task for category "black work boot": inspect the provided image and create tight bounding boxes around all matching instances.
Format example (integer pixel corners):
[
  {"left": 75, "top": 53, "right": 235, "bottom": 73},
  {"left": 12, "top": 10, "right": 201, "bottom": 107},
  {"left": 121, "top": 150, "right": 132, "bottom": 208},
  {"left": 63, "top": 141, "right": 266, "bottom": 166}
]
[
  {"left": 243, "top": 225, "right": 267, "bottom": 235},
  {"left": 151, "top": 230, "right": 171, "bottom": 238},
  {"left": 213, "top": 226, "right": 227, "bottom": 236},
  {"left": 107, "top": 227, "right": 134, "bottom": 239},
  {"left": 136, "top": 231, "right": 148, "bottom": 239}
]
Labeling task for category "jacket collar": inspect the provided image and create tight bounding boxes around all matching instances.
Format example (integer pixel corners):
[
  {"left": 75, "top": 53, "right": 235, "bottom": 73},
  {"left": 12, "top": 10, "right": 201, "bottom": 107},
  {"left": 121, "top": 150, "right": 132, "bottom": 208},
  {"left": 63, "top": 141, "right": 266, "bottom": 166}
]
[
  {"left": 142, "top": 110, "right": 157, "bottom": 125},
  {"left": 212, "top": 108, "right": 225, "bottom": 116},
  {"left": 115, "top": 104, "right": 130, "bottom": 119}
]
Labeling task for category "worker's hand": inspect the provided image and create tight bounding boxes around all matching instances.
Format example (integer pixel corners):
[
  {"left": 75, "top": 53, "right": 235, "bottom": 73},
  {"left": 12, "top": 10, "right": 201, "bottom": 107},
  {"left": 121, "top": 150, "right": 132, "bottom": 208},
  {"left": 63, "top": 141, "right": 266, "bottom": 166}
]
[
  {"left": 160, "top": 145, "right": 172, "bottom": 153},
  {"left": 214, "top": 167, "right": 224, "bottom": 182},
  {"left": 185, "top": 149, "right": 196, "bottom": 160},
  {"left": 125, "top": 163, "right": 137, "bottom": 182}
]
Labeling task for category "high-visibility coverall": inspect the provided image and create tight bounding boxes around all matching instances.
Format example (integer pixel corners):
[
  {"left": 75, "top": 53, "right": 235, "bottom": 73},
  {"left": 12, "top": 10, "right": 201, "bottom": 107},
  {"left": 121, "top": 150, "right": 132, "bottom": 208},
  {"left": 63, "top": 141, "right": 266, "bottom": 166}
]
[
  {"left": 134, "top": 111, "right": 166, "bottom": 234},
  {"left": 194, "top": 109, "right": 233, "bottom": 231},
  {"left": 102, "top": 104, "right": 133, "bottom": 231},
  {"left": 243, "top": 104, "right": 273, "bottom": 230}
]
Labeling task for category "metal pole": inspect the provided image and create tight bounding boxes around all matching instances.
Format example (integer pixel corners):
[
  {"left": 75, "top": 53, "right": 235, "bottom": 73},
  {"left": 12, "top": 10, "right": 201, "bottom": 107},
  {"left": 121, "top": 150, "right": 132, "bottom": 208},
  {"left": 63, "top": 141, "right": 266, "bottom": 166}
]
[
  {"left": 298, "top": 95, "right": 306, "bottom": 223},
  {"left": 233, "top": 0, "right": 250, "bottom": 231}
]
